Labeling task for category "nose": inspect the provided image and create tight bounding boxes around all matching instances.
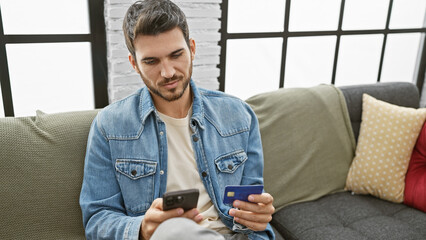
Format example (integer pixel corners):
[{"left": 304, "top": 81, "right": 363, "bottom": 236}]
[{"left": 160, "top": 60, "right": 176, "bottom": 79}]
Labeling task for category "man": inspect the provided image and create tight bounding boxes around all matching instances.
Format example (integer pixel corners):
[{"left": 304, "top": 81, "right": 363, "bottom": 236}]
[{"left": 79, "top": 0, "right": 275, "bottom": 239}]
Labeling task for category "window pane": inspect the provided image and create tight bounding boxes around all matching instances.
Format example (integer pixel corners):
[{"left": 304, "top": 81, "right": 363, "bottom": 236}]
[
  {"left": 381, "top": 33, "right": 422, "bottom": 83},
  {"left": 389, "top": 0, "right": 426, "bottom": 29},
  {"left": 289, "top": 0, "right": 341, "bottom": 31},
  {"left": 0, "top": 84, "right": 4, "bottom": 117},
  {"left": 6, "top": 43, "right": 94, "bottom": 117},
  {"left": 342, "top": 0, "right": 390, "bottom": 30},
  {"left": 225, "top": 38, "right": 283, "bottom": 100},
  {"left": 0, "top": 0, "right": 90, "bottom": 34},
  {"left": 335, "top": 34, "right": 384, "bottom": 86},
  {"left": 284, "top": 36, "right": 336, "bottom": 88},
  {"left": 228, "top": 0, "right": 285, "bottom": 33}
]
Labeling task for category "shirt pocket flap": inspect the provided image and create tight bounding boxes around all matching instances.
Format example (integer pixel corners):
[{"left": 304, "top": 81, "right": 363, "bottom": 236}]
[
  {"left": 215, "top": 150, "right": 248, "bottom": 173},
  {"left": 115, "top": 159, "right": 157, "bottom": 180}
]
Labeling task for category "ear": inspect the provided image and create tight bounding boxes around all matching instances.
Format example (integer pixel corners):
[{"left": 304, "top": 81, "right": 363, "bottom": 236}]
[
  {"left": 128, "top": 53, "right": 140, "bottom": 74},
  {"left": 189, "top": 38, "right": 196, "bottom": 61}
]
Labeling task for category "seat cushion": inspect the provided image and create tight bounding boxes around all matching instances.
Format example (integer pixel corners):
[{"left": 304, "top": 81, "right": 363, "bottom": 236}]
[{"left": 271, "top": 191, "right": 426, "bottom": 240}]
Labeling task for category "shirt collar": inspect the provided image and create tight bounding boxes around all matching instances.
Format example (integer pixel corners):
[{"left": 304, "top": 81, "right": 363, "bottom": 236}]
[{"left": 139, "top": 79, "right": 205, "bottom": 129}]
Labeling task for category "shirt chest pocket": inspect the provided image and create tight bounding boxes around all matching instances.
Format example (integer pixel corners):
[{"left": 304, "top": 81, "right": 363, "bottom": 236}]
[
  {"left": 215, "top": 150, "right": 247, "bottom": 173},
  {"left": 116, "top": 159, "right": 156, "bottom": 180},
  {"left": 215, "top": 150, "right": 247, "bottom": 189},
  {"left": 115, "top": 159, "right": 157, "bottom": 215}
]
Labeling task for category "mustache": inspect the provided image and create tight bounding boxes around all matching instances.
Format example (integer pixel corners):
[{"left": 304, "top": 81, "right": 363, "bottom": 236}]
[{"left": 160, "top": 75, "right": 183, "bottom": 85}]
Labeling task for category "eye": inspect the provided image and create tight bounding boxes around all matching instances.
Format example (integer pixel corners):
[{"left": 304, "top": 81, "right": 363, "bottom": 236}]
[
  {"left": 171, "top": 52, "right": 183, "bottom": 59},
  {"left": 143, "top": 59, "right": 157, "bottom": 65}
]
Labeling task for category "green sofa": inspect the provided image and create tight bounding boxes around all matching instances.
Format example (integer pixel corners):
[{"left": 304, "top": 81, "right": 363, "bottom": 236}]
[
  {"left": 246, "top": 82, "right": 426, "bottom": 240},
  {"left": 1, "top": 82, "right": 425, "bottom": 240},
  {"left": 1, "top": 110, "right": 98, "bottom": 239}
]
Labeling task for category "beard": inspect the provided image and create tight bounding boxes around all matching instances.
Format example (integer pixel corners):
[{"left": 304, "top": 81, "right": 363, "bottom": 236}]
[{"left": 139, "top": 62, "right": 192, "bottom": 102}]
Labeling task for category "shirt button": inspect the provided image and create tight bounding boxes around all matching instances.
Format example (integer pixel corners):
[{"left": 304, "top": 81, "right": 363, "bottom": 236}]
[
  {"left": 202, "top": 171, "right": 207, "bottom": 177},
  {"left": 160, "top": 131, "right": 164, "bottom": 136},
  {"left": 131, "top": 170, "right": 137, "bottom": 176},
  {"left": 228, "top": 164, "right": 233, "bottom": 170},
  {"left": 160, "top": 170, "right": 164, "bottom": 175},
  {"left": 192, "top": 135, "right": 199, "bottom": 142}
]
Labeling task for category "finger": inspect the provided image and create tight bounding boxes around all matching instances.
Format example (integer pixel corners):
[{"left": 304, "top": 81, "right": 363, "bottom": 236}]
[
  {"left": 193, "top": 214, "right": 203, "bottom": 223},
  {"left": 180, "top": 209, "right": 204, "bottom": 223},
  {"left": 233, "top": 200, "right": 275, "bottom": 215},
  {"left": 248, "top": 193, "right": 274, "bottom": 205},
  {"left": 233, "top": 216, "right": 268, "bottom": 232},
  {"left": 229, "top": 208, "right": 272, "bottom": 224},
  {"left": 146, "top": 199, "right": 185, "bottom": 223},
  {"left": 151, "top": 198, "right": 164, "bottom": 210},
  {"left": 145, "top": 207, "right": 184, "bottom": 223},
  {"left": 181, "top": 208, "right": 200, "bottom": 220},
  {"left": 158, "top": 208, "right": 185, "bottom": 222}
]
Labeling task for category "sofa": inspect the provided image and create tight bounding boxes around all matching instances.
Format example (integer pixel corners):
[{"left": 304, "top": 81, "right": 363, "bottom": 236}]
[
  {"left": 1, "top": 82, "right": 425, "bottom": 239},
  {"left": 245, "top": 82, "right": 426, "bottom": 240}
]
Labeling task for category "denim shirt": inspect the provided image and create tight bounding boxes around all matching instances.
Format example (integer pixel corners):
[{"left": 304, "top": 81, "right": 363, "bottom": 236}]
[{"left": 80, "top": 80, "right": 274, "bottom": 240}]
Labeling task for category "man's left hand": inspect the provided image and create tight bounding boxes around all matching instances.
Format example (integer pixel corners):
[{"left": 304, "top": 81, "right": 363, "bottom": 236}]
[{"left": 228, "top": 193, "right": 275, "bottom": 231}]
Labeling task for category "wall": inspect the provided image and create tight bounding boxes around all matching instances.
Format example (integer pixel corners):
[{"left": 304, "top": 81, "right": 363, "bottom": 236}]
[
  {"left": 105, "top": 0, "right": 426, "bottom": 106},
  {"left": 104, "top": 0, "right": 222, "bottom": 103}
]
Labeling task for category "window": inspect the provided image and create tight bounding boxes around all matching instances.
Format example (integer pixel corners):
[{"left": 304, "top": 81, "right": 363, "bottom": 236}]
[
  {"left": 0, "top": 0, "right": 108, "bottom": 117},
  {"left": 0, "top": 82, "right": 3, "bottom": 117},
  {"left": 219, "top": 0, "right": 426, "bottom": 100}
]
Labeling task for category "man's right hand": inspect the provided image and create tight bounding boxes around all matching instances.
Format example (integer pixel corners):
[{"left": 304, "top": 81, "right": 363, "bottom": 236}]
[{"left": 140, "top": 198, "right": 203, "bottom": 240}]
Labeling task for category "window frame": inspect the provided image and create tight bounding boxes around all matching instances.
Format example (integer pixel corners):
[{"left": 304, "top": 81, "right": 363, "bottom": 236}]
[
  {"left": 0, "top": 0, "right": 108, "bottom": 117},
  {"left": 218, "top": 0, "right": 426, "bottom": 95}
]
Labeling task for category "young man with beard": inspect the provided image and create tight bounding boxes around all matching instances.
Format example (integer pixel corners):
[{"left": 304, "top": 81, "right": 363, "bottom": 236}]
[{"left": 79, "top": 0, "right": 275, "bottom": 239}]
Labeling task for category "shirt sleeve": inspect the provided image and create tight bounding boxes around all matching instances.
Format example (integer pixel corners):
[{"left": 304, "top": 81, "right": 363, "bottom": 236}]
[
  {"left": 79, "top": 115, "right": 144, "bottom": 240},
  {"left": 240, "top": 103, "right": 276, "bottom": 240},
  {"left": 241, "top": 103, "right": 265, "bottom": 186}
]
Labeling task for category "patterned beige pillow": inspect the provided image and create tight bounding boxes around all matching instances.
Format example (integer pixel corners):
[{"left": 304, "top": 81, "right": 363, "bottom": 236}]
[{"left": 345, "top": 94, "right": 426, "bottom": 203}]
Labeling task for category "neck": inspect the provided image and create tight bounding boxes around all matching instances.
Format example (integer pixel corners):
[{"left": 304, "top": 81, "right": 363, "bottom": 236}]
[{"left": 152, "top": 87, "right": 193, "bottom": 118}]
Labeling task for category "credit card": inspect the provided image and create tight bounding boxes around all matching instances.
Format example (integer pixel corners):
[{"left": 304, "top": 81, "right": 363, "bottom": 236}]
[{"left": 223, "top": 185, "right": 264, "bottom": 204}]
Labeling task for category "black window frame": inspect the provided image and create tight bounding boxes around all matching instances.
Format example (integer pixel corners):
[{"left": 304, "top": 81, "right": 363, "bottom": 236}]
[
  {"left": 0, "top": 0, "right": 108, "bottom": 117},
  {"left": 218, "top": 0, "right": 426, "bottom": 96}
]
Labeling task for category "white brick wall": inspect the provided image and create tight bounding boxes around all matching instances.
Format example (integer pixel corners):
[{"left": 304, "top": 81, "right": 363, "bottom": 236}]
[{"left": 105, "top": 0, "right": 222, "bottom": 103}]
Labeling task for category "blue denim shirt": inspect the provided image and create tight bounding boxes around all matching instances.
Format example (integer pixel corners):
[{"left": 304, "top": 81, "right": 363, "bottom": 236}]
[{"left": 80, "top": 80, "right": 274, "bottom": 240}]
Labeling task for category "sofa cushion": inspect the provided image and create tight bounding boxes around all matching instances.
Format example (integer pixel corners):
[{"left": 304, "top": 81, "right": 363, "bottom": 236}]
[
  {"left": 246, "top": 84, "right": 356, "bottom": 211},
  {"left": 339, "top": 82, "right": 420, "bottom": 142},
  {"left": 272, "top": 191, "right": 426, "bottom": 240},
  {"left": 0, "top": 110, "right": 98, "bottom": 239},
  {"left": 345, "top": 94, "right": 426, "bottom": 203},
  {"left": 405, "top": 122, "right": 426, "bottom": 212}
]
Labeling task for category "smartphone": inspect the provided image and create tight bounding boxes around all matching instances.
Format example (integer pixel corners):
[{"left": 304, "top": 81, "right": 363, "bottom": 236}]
[
  {"left": 162, "top": 188, "right": 199, "bottom": 211},
  {"left": 223, "top": 185, "right": 264, "bottom": 204}
]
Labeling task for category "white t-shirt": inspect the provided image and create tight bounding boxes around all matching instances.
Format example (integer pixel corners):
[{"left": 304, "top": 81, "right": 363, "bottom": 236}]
[{"left": 158, "top": 107, "right": 231, "bottom": 233}]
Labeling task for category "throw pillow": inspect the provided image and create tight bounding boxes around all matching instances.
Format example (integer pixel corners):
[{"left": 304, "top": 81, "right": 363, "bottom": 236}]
[
  {"left": 404, "top": 122, "right": 426, "bottom": 212},
  {"left": 246, "top": 85, "right": 356, "bottom": 211},
  {"left": 345, "top": 94, "right": 426, "bottom": 203}
]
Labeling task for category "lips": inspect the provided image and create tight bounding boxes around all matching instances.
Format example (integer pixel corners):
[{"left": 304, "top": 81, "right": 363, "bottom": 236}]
[
  {"left": 162, "top": 76, "right": 183, "bottom": 89},
  {"left": 163, "top": 80, "right": 179, "bottom": 89}
]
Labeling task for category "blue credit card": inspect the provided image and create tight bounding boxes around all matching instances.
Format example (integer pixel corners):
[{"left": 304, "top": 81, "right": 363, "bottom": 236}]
[{"left": 223, "top": 185, "right": 264, "bottom": 204}]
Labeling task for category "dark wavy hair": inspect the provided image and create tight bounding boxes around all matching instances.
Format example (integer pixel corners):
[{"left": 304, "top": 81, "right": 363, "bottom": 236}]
[{"left": 123, "top": 0, "right": 190, "bottom": 58}]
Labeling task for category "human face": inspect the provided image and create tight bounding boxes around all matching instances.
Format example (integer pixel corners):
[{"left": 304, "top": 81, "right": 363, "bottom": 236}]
[{"left": 129, "top": 27, "right": 195, "bottom": 102}]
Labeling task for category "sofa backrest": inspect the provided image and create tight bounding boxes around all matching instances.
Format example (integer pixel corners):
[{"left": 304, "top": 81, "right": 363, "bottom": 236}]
[
  {"left": 0, "top": 110, "right": 98, "bottom": 240},
  {"left": 246, "top": 84, "right": 356, "bottom": 211},
  {"left": 339, "top": 82, "right": 420, "bottom": 142}
]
